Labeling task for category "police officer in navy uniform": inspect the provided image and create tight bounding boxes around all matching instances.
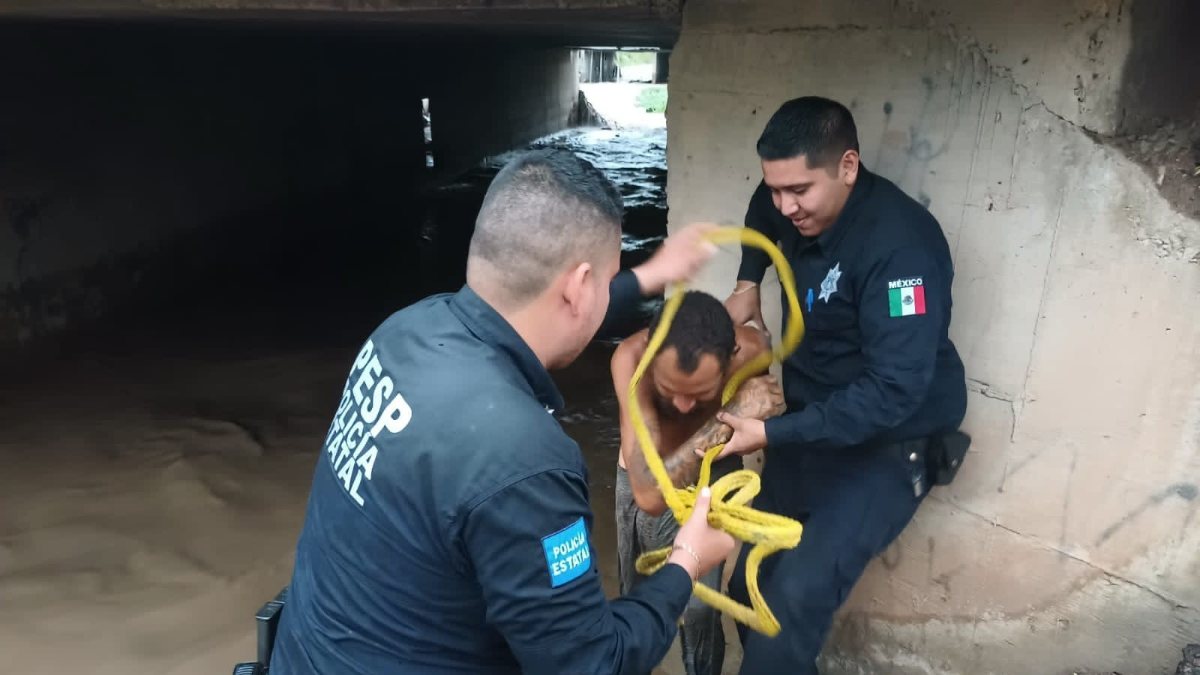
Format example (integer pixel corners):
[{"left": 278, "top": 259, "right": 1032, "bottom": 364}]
[
  {"left": 270, "top": 149, "right": 735, "bottom": 675},
  {"left": 716, "top": 97, "right": 968, "bottom": 673}
]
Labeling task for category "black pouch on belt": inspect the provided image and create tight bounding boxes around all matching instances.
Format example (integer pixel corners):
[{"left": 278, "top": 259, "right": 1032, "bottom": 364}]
[{"left": 927, "top": 430, "right": 971, "bottom": 486}]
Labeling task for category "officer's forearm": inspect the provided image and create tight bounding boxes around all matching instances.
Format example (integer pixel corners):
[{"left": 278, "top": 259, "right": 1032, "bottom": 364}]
[
  {"left": 595, "top": 269, "right": 645, "bottom": 341},
  {"left": 739, "top": 189, "right": 775, "bottom": 283},
  {"left": 736, "top": 250, "right": 770, "bottom": 284}
]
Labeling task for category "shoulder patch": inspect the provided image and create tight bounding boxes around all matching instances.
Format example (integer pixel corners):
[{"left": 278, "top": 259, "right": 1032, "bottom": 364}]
[
  {"left": 887, "top": 277, "right": 926, "bottom": 317},
  {"left": 541, "top": 517, "right": 592, "bottom": 588}
]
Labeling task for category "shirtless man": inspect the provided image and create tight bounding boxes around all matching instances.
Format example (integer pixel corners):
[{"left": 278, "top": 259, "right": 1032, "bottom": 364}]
[{"left": 611, "top": 290, "right": 785, "bottom": 675}]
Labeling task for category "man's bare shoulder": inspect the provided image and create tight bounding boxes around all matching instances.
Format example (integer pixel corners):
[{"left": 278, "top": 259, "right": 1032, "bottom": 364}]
[
  {"left": 732, "top": 324, "right": 770, "bottom": 368},
  {"left": 611, "top": 329, "right": 650, "bottom": 385},
  {"left": 735, "top": 323, "right": 768, "bottom": 347}
]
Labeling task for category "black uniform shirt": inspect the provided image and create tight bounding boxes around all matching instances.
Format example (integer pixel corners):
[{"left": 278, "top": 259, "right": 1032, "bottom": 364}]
[
  {"left": 738, "top": 166, "right": 967, "bottom": 452},
  {"left": 271, "top": 285, "right": 693, "bottom": 675}
]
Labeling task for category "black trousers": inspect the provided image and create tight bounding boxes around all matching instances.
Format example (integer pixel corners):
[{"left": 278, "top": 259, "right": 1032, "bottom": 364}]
[{"left": 728, "top": 439, "right": 929, "bottom": 674}]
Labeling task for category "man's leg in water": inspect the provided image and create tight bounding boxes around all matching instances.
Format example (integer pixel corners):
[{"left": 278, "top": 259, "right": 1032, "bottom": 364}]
[{"left": 643, "top": 501, "right": 725, "bottom": 675}]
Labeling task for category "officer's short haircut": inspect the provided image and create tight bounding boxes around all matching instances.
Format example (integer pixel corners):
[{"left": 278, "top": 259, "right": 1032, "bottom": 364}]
[
  {"left": 468, "top": 148, "right": 624, "bottom": 307},
  {"left": 756, "top": 96, "right": 860, "bottom": 171},
  {"left": 648, "top": 291, "right": 737, "bottom": 374}
]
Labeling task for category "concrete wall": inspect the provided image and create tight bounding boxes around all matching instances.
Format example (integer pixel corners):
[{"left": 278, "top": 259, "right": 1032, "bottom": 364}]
[
  {"left": 666, "top": 1, "right": 1200, "bottom": 672},
  {"left": 433, "top": 47, "right": 579, "bottom": 177},
  {"left": 0, "top": 22, "right": 578, "bottom": 353},
  {"left": 0, "top": 0, "right": 683, "bottom": 47}
]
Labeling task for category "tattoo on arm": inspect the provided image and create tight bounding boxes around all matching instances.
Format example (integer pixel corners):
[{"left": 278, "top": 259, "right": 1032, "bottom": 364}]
[
  {"left": 640, "top": 377, "right": 776, "bottom": 489},
  {"left": 654, "top": 416, "right": 734, "bottom": 488},
  {"left": 625, "top": 405, "right": 666, "bottom": 499}
]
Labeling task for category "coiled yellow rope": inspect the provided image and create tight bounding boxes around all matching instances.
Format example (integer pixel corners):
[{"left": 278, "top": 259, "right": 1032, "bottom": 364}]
[{"left": 629, "top": 226, "right": 805, "bottom": 637}]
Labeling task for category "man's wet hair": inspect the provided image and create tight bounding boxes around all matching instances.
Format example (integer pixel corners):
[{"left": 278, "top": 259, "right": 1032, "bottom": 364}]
[
  {"left": 649, "top": 291, "right": 737, "bottom": 374},
  {"left": 468, "top": 148, "right": 624, "bottom": 307},
  {"left": 756, "top": 96, "right": 860, "bottom": 170}
]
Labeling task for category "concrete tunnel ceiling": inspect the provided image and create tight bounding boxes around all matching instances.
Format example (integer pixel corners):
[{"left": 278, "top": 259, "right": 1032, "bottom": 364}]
[{"left": 0, "top": 0, "right": 682, "bottom": 47}]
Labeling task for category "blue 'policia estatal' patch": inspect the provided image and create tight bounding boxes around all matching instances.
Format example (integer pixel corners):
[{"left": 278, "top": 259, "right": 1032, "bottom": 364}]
[{"left": 541, "top": 517, "right": 591, "bottom": 587}]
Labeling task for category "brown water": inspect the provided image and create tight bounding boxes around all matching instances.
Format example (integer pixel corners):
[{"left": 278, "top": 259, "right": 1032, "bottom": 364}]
[{"left": 0, "top": 319, "right": 737, "bottom": 674}]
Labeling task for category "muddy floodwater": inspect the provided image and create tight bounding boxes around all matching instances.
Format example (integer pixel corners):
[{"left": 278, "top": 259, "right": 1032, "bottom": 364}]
[{"left": 0, "top": 126, "right": 743, "bottom": 674}]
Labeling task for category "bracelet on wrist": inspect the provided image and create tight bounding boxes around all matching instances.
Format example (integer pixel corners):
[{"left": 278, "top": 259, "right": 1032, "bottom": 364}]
[{"left": 672, "top": 542, "right": 701, "bottom": 580}]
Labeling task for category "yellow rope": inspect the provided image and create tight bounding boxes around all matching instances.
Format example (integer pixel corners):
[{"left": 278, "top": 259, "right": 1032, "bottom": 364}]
[{"left": 629, "top": 226, "right": 805, "bottom": 637}]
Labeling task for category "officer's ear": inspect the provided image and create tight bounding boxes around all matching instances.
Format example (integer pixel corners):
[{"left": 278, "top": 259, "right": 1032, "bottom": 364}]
[
  {"left": 561, "top": 261, "right": 593, "bottom": 316},
  {"left": 838, "top": 149, "right": 860, "bottom": 186}
]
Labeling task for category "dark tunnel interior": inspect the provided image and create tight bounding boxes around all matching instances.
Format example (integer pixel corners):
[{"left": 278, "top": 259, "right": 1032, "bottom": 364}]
[{"left": 0, "top": 20, "right": 669, "bottom": 369}]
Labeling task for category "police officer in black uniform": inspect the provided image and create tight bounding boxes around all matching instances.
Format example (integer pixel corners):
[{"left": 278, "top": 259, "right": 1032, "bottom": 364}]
[
  {"left": 270, "top": 149, "right": 735, "bottom": 675},
  {"left": 715, "top": 97, "right": 968, "bottom": 673}
]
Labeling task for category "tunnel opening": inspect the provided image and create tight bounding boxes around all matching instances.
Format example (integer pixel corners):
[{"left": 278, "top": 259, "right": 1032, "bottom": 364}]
[{"left": 422, "top": 97, "right": 435, "bottom": 169}]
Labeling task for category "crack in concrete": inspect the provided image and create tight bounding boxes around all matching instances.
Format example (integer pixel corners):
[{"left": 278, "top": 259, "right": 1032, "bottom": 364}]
[
  {"left": 915, "top": 6, "right": 1099, "bottom": 138},
  {"left": 686, "top": 20, "right": 961, "bottom": 42},
  {"left": 994, "top": 195, "right": 1063, "bottom": 491},
  {"left": 1020, "top": 106, "right": 1198, "bottom": 263},
  {"left": 965, "top": 377, "right": 1013, "bottom": 402},
  {"left": 1021, "top": 100, "right": 1093, "bottom": 136},
  {"left": 925, "top": 18, "right": 1199, "bottom": 261},
  {"left": 1018, "top": 193, "right": 1063, "bottom": 417},
  {"left": 933, "top": 494, "right": 1198, "bottom": 613},
  {"left": 689, "top": 24, "right": 879, "bottom": 35},
  {"left": 966, "top": 376, "right": 1019, "bottom": 452}
]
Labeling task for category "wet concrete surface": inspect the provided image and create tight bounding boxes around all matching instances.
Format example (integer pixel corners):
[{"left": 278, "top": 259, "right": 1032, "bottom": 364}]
[{"left": 0, "top": 125, "right": 743, "bottom": 674}]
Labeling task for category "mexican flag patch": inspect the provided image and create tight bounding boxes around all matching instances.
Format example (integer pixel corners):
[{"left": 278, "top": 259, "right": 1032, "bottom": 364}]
[{"left": 888, "top": 278, "right": 926, "bottom": 317}]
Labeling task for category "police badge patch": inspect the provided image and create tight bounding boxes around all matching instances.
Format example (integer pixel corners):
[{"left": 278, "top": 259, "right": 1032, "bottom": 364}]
[{"left": 818, "top": 263, "right": 841, "bottom": 303}]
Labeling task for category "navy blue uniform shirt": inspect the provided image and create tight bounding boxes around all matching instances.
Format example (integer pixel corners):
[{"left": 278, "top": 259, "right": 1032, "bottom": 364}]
[
  {"left": 271, "top": 286, "right": 694, "bottom": 675},
  {"left": 597, "top": 269, "right": 647, "bottom": 340},
  {"left": 738, "top": 166, "right": 967, "bottom": 453}
]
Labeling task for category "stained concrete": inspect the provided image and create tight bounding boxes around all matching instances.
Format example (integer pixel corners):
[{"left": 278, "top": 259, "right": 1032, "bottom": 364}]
[
  {"left": 666, "top": 0, "right": 1200, "bottom": 672},
  {"left": 0, "top": 0, "right": 682, "bottom": 47}
]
